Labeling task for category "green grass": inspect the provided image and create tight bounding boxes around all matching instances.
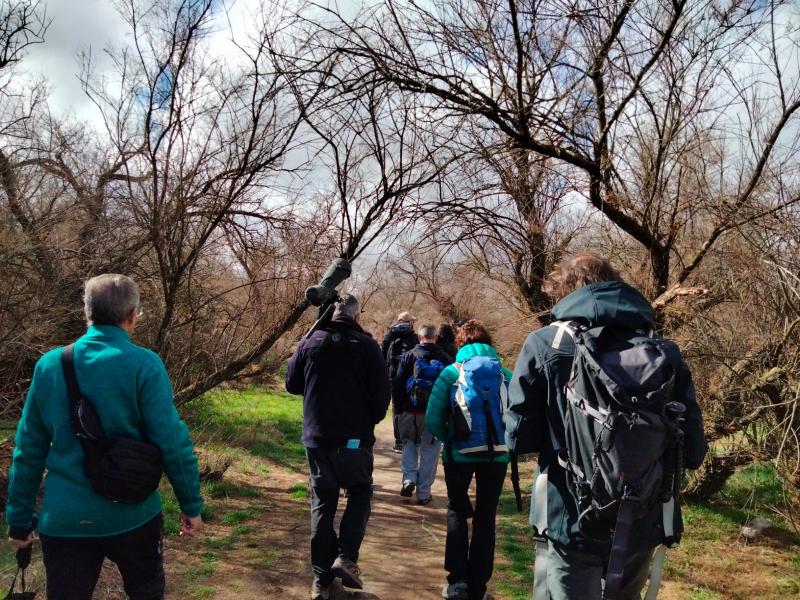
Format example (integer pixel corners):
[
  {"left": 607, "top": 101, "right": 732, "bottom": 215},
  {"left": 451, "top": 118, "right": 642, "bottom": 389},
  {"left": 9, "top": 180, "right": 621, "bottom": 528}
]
[
  {"left": 247, "top": 548, "right": 280, "bottom": 570},
  {"left": 220, "top": 509, "right": 253, "bottom": 526},
  {"left": 186, "top": 389, "right": 305, "bottom": 471},
  {"left": 494, "top": 461, "right": 800, "bottom": 600},
  {"left": 187, "top": 583, "right": 216, "bottom": 599},
  {"left": 494, "top": 482, "right": 535, "bottom": 600},
  {"left": 686, "top": 588, "right": 724, "bottom": 600},
  {"left": 202, "top": 479, "right": 262, "bottom": 499},
  {"left": 161, "top": 484, "right": 216, "bottom": 536},
  {"left": 0, "top": 419, "right": 17, "bottom": 442},
  {"left": 289, "top": 482, "right": 309, "bottom": 499}
]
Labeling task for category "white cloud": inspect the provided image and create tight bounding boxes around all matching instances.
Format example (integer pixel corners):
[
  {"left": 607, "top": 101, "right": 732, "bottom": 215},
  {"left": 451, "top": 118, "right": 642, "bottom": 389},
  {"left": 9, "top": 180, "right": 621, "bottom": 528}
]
[
  {"left": 16, "top": 0, "right": 270, "bottom": 125},
  {"left": 19, "top": 0, "right": 128, "bottom": 123}
]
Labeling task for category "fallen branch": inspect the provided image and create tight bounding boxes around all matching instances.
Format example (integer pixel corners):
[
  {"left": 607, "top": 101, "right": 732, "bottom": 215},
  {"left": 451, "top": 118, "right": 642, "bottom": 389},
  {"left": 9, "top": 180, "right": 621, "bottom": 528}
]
[{"left": 652, "top": 284, "right": 710, "bottom": 310}]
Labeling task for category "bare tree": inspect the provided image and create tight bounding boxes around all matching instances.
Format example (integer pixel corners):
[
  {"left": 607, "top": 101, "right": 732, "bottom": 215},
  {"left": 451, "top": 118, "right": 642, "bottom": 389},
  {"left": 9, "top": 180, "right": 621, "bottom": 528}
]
[{"left": 309, "top": 0, "right": 800, "bottom": 300}]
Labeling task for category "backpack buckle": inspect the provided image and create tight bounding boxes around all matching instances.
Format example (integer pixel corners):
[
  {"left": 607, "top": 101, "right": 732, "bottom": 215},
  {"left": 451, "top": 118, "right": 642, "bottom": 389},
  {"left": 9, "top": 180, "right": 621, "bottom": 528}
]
[{"left": 621, "top": 484, "right": 640, "bottom": 503}]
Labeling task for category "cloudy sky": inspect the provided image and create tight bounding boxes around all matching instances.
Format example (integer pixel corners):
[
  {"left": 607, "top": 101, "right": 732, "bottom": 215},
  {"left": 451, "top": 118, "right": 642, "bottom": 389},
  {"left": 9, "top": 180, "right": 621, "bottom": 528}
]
[{"left": 19, "top": 0, "right": 260, "bottom": 124}]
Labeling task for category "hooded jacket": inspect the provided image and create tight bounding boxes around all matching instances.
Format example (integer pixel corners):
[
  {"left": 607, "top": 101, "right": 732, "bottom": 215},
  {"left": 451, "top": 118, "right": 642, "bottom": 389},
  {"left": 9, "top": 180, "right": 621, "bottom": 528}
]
[
  {"left": 505, "top": 281, "right": 707, "bottom": 553},
  {"left": 425, "top": 343, "right": 512, "bottom": 464},
  {"left": 286, "top": 316, "right": 390, "bottom": 448}
]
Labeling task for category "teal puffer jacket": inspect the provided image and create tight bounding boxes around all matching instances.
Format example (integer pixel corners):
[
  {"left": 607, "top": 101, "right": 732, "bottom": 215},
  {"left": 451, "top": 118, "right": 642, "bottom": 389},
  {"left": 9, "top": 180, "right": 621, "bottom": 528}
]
[{"left": 424, "top": 342, "right": 512, "bottom": 464}]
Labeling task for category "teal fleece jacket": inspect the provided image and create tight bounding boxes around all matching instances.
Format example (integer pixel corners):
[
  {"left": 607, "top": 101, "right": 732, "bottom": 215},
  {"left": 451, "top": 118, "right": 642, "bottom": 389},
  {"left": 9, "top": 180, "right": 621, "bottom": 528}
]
[
  {"left": 5, "top": 325, "right": 203, "bottom": 538},
  {"left": 425, "top": 343, "right": 512, "bottom": 464}
]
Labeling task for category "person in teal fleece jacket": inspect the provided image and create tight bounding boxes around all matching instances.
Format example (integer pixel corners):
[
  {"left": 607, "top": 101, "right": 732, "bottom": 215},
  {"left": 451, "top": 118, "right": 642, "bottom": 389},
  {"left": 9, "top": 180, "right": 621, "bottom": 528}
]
[
  {"left": 5, "top": 274, "right": 203, "bottom": 600},
  {"left": 425, "top": 319, "right": 511, "bottom": 600}
]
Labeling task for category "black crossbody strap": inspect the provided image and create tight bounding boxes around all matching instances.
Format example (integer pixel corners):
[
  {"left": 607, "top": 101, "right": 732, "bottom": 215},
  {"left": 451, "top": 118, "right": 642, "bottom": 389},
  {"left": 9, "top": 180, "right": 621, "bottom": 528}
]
[
  {"left": 60, "top": 344, "right": 81, "bottom": 411},
  {"left": 61, "top": 344, "right": 96, "bottom": 441}
]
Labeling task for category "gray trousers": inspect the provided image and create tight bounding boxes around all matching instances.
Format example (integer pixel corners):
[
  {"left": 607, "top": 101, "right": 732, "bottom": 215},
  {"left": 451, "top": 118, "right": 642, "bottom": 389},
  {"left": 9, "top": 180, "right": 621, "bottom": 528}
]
[{"left": 535, "top": 541, "right": 653, "bottom": 600}]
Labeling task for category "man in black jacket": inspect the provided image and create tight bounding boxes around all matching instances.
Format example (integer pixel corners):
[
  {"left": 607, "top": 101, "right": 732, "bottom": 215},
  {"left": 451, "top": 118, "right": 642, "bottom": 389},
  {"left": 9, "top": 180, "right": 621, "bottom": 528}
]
[
  {"left": 505, "top": 255, "right": 707, "bottom": 600},
  {"left": 392, "top": 324, "right": 454, "bottom": 504},
  {"left": 381, "top": 311, "right": 419, "bottom": 452},
  {"left": 286, "top": 294, "right": 391, "bottom": 600}
]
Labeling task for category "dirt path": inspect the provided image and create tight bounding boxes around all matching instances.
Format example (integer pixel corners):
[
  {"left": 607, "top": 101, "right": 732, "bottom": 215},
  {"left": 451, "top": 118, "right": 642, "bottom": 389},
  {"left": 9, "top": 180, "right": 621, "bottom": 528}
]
[
  {"left": 165, "top": 416, "right": 503, "bottom": 600},
  {"left": 350, "top": 416, "right": 450, "bottom": 600}
]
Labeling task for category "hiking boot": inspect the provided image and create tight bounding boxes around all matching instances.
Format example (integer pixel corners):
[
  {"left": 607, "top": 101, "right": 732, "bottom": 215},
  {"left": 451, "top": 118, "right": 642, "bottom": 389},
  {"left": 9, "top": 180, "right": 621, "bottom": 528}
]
[
  {"left": 311, "top": 581, "right": 330, "bottom": 600},
  {"left": 417, "top": 496, "right": 432, "bottom": 506},
  {"left": 392, "top": 441, "right": 403, "bottom": 453},
  {"left": 400, "top": 480, "right": 416, "bottom": 497},
  {"left": 331, "top": 555, "right": 363, "bottom": 589},
  {"left": 441, "top": 582, "right": 469, "bottom": 600}
]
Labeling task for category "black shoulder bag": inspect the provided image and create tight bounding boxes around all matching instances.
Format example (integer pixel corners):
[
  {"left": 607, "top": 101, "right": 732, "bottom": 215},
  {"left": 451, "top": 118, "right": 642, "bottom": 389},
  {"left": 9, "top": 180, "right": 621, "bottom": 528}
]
[{"left": 60, "top": 344, "right": 164, "bottom": 504}]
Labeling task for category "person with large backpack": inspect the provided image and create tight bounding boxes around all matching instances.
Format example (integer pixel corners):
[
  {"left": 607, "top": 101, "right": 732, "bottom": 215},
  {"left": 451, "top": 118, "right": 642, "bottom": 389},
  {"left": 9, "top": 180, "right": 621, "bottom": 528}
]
[
  {"left": 425, "top": 320, "right": 512, "bottom": 600},
  {"left": 382, "top": 311, "right": 419, "bottom": 452},
  {"left": 504, "top": 254, "right": 708, "bottom": 600},
  {"left": 392, "top": 324, "right": 454, "bottom": 504}
]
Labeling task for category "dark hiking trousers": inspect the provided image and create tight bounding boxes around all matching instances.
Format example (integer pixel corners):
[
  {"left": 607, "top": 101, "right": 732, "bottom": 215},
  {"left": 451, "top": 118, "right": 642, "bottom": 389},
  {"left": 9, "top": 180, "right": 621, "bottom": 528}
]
[
  {"left": 40, "top": 514, "right": 164, "bottom": 600},
  {"left": 444, "top": 460, "right": 507, "bottom": 600},
  {"left": 538, "top": 541, "right": 654, "bottom": 600},
  {"left": 307, "top": 446, "right": 374, "bottom": 586}
]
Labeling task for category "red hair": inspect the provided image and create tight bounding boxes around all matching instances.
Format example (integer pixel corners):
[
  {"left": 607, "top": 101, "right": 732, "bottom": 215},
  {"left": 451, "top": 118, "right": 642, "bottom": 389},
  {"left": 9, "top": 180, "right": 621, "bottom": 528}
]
[{"left": 455, "top": 319, "right": 493, "bottom": 348}]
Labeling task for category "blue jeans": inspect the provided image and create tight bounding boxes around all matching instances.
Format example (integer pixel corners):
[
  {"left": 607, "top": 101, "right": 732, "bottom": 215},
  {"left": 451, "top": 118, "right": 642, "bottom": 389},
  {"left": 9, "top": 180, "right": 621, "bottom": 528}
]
[{"left": 401, "top": 430, "right": 442, "bottom": 501}]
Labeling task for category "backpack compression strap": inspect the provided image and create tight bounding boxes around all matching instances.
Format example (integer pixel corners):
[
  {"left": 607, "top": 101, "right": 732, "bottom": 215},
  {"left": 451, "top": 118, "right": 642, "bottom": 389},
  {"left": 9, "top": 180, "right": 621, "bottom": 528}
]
[{"left": 602, "top": 497, "right": 637, "bottom": 600}]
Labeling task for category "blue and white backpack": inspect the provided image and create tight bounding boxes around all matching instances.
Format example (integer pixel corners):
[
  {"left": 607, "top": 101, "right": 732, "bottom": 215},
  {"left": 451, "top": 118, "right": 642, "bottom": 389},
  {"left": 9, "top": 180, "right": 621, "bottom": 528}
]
[{"left": 449, "top": 356, "right": 509, "bottom": 458}]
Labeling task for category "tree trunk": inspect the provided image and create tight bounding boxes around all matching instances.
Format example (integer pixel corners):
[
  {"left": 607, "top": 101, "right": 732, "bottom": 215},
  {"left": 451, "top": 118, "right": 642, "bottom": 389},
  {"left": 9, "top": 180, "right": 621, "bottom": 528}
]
[{"left": 682, "top": 453, "right": 752, "bottom": 501}]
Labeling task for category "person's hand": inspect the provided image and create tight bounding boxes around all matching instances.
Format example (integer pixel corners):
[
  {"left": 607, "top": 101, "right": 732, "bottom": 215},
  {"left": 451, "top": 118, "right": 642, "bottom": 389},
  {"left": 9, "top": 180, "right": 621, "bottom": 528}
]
[
  {"left": 179, "top": 513, "right": 202, "bottom": 537},
  {"left": 8, "top": 532, "right": 35, "bottom": 551}
]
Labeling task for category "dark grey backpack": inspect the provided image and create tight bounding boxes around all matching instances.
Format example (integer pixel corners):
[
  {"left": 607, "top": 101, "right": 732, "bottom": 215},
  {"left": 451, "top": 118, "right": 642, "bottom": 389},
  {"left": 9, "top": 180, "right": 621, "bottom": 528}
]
[{"left": 553, "top": 321, "right": 687, "bottom": 600}]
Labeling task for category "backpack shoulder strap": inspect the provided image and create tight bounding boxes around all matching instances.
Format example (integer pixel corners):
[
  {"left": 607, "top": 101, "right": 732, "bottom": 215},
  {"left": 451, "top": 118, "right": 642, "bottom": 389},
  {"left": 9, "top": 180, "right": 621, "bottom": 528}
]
[
  {"left": 60, "top": 344, "right": 81, "bottom": 412},
  {"left": 549, "top": 320, "right": 580, "bottom": 349}
]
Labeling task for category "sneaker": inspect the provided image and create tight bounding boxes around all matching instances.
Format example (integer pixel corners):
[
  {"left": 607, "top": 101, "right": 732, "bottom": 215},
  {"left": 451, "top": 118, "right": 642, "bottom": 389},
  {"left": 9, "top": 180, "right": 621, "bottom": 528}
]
[
  {"left": 441, "top": 582, "right": 469, "bottom": 600},
  {"left": 392, "top": 441, "right": 403, "bottom": 453},
  {"left": 311, "top": 581, "right": 330, "bottom": 600},
  {"left": 417, "top": 497, "right": 432, "bottom": 505},
  {"left": 331, "top": 555, "right": 364, "bottom": 590},
  {"left": 400, "top": 480, "right": 416, "bottom": 497}
]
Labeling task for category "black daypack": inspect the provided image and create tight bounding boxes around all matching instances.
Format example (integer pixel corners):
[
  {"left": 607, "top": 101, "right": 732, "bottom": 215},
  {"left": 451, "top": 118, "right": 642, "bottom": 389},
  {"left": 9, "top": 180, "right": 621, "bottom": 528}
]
[
  {"left": 386, "top": 334, "right": 414, "bottom": 379},
  {"left": 553, "top": 322, "right": 686, "bottom": 600},
  {"left": 60, "top": 345, "right": 164, "bottom": 504}
]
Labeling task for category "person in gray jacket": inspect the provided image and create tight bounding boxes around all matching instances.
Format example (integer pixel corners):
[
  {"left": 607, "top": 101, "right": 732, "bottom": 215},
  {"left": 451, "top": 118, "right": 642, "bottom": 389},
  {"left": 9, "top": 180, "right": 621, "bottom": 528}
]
[{"left": 505, "top": 254, "right": 707, "bottom": 600}]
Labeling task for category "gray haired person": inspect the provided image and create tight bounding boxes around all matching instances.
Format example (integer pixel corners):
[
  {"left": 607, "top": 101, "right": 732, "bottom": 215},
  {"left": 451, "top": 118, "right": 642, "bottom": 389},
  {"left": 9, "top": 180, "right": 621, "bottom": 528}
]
[
  {"left": 391, "top": 324, "right": 454, "bottom": 504},
  {"left": 6, "top": 274, "right": 203, "bottom": 600},
  {"left": 286, "top": 294, "right": 391, "bottom": 600}
]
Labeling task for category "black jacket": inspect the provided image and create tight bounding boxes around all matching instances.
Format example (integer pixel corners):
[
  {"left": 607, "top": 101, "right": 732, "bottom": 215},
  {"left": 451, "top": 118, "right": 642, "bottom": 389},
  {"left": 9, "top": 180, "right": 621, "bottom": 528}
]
[
  {"left": 392, "top": 343, "right": 454, "bottom": 413},
  {"left": 381, "top": 322, "right": 419, "bottom": 377},
  {"left": 505, "top": 281, "right": 708, "bottom": 553},
  {"left": 437, "top": 339, "right": 458, "bottom": 360},
  {"left": 285, "top": 317, "right": 390, "bottom": 448}
]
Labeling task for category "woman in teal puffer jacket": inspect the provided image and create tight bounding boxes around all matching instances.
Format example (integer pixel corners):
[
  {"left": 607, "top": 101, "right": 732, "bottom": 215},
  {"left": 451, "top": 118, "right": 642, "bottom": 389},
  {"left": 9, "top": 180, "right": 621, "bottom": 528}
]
[{"left": 425, "top": 320, "right": 512, "bottom": 600}]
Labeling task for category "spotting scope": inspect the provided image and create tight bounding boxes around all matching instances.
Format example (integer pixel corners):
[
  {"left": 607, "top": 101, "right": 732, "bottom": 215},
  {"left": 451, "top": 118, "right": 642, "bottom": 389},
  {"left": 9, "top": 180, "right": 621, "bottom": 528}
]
[{"left": 303, "top": 258, "right": 352, "bottom": 338}]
